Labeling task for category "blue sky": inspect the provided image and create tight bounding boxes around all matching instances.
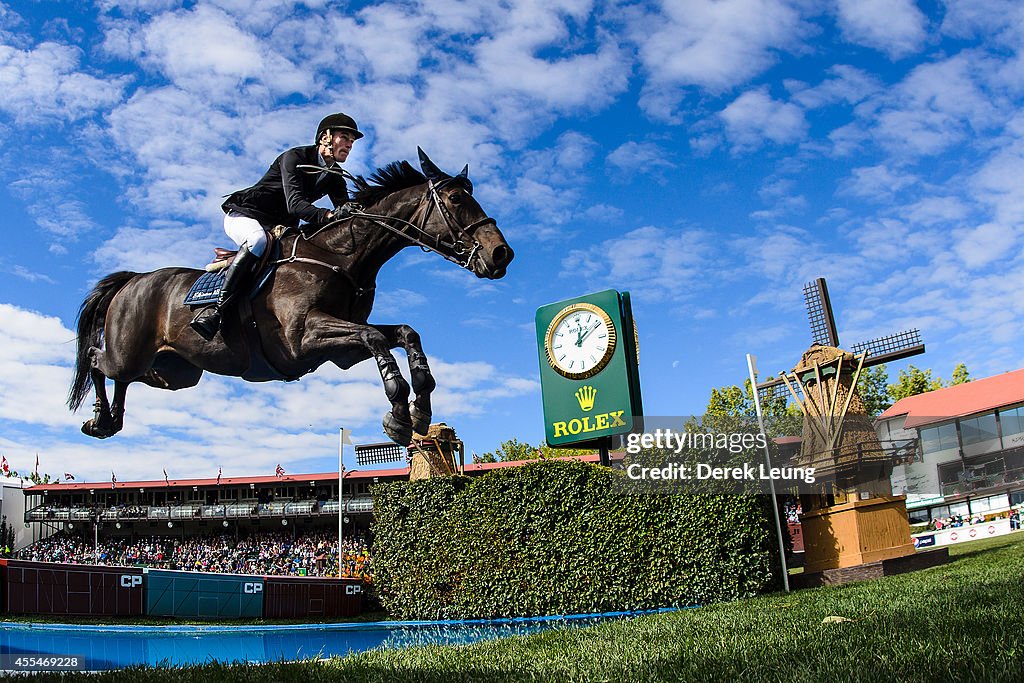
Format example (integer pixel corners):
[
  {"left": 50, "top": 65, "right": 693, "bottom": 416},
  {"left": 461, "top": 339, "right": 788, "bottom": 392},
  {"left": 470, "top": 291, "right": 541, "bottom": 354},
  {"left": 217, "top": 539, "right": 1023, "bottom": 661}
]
[{"left": 1, "top": 0, "right": 1022, "bottom": 483}]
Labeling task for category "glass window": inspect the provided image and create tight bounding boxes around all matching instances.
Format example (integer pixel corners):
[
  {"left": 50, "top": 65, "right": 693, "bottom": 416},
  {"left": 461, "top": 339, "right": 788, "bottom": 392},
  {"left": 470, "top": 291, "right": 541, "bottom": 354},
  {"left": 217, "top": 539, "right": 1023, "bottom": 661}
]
[
  {"left": 971, "top": 496, "right": 992, "bottom": 513},
  {"left": 949, "top": 501, "right": 970, "bottom": 517},
  {"left": 985, "top": 493, "right": 1010, "bottom": 512},
  {"left": 931, "top": 505, "right": 950, "bottom": 519},
  {"left": 1000, "top": 406, "right": 1024, "bottom": 436},
  {"left": 960, "top": 414, "right": 999, "bottom": 446},
  {"left": 908, "top": 508, "right": 931, "bottom": 524},
  {"left": 938, "top": 462, "right": 965, "bottom": 487},
  {"left": 921, "top": 422, "right": 958, "bottom": 454}
]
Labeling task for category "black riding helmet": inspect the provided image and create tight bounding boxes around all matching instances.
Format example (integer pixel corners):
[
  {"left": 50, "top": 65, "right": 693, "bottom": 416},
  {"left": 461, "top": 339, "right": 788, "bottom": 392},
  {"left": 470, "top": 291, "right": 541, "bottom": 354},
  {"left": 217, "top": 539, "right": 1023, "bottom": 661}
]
[{"left": 315, "top": 113, "right": 363, "bottom": 143}]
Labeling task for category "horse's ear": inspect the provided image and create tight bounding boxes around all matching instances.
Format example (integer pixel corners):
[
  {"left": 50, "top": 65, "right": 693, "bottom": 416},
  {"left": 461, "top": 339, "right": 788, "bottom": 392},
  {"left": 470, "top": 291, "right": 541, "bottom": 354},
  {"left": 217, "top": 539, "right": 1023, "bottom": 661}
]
[
  {"left": 457, "top": 165, "right": 473, "bottom": 194},
  {"left": 417, "top": 147, "right": 449, "bottom": 183}
]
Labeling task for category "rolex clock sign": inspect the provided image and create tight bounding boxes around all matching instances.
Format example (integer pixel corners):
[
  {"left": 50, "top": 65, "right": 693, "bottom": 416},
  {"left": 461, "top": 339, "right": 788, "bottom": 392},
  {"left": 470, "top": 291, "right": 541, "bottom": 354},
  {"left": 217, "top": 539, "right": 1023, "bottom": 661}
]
[{"left": 536, "top": 289, "right": 642, "bottom": 447}]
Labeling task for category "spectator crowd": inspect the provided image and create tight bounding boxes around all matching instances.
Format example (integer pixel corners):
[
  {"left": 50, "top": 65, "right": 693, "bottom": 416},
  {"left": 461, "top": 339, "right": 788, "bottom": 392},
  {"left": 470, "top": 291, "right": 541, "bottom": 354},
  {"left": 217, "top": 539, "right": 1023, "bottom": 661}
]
[{"left": 14, "top": 530, "right": 372, "bottom": 581}]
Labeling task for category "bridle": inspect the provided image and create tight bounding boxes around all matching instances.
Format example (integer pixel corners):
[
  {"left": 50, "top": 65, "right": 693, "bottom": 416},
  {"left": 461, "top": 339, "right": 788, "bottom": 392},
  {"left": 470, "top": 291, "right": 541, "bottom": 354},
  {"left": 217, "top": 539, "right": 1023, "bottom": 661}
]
[{"left": 296, "top": 165, "right": 495, "bottom": 271}]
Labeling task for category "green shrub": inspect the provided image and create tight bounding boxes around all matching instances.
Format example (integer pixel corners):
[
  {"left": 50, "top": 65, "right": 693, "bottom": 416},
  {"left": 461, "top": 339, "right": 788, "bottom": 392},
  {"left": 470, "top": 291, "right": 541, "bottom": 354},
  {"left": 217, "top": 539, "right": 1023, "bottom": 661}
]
[{"left": 371, "top": 459, "right": 781, "bottom": 619}]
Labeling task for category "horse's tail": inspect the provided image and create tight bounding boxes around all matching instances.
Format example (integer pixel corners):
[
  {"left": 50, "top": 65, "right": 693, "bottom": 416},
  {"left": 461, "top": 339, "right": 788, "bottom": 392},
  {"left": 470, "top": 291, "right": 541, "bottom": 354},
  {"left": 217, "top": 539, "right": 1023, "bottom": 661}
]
[{"left": 67, "top": 271, "right": 139, "bottom": 411}]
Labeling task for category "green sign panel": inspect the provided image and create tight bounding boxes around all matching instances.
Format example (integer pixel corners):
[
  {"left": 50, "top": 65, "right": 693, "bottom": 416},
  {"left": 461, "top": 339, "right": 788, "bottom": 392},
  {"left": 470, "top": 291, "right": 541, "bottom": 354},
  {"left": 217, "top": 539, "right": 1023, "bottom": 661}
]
[{"left": 536, "top": 289, "right": 642, "bottom": 447}]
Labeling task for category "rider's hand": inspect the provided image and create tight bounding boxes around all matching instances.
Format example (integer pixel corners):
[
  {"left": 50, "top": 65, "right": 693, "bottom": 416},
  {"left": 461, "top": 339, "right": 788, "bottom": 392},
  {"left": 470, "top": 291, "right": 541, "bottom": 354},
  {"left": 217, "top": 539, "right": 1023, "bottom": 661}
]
[{"left": 332, "top": 202, "right": 362, "bottom": 220}]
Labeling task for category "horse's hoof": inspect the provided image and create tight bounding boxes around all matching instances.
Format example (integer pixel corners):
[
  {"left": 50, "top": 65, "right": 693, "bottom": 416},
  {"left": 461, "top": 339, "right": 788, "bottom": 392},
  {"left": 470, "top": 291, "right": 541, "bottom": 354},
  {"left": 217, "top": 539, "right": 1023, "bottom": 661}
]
[
  {"left": 81, "top": 420, "right": 112, "bottom": 439},
  {"left": 409, "top": 403, "right": 431, "bottom": 436},
  {"left": 383, "top": 411, "right": 413, "bottom": 446}
]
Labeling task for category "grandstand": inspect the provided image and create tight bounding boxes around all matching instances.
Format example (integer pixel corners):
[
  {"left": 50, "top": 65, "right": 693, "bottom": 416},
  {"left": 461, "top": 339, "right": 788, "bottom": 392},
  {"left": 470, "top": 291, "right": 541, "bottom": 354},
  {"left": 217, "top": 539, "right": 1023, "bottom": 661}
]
[
  {"left": 20, "top": 453, "right": 623, "bottom": 546},
  {"left": 22, "top": 468, "right": 408, "bottom": 543}
]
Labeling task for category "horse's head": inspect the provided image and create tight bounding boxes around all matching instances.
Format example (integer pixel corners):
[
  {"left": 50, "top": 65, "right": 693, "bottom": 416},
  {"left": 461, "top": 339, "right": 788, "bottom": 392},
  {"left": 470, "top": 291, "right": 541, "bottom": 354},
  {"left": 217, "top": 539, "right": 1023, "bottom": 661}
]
[{"left": 416, "top": 148, "right": 514, "bottom": 279}]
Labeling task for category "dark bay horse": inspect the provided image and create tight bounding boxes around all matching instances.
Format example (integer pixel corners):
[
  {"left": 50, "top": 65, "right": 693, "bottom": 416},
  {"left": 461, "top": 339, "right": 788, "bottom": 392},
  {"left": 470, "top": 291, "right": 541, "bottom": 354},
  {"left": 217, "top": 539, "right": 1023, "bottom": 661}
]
[{"left": 67, "top": 149, "right": 514, "bottom": 445}]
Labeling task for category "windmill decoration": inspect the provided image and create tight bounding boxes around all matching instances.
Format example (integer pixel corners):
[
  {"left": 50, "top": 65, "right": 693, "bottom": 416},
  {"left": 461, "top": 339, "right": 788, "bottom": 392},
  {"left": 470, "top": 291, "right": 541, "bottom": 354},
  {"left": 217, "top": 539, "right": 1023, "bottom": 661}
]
[
  {"left": 756, "top": 278, "right": 927, "bottom": 575},
  {"left": 758, "top": 278, "right": 924, "bottom": 402},
  {"left": 408, "top": 422, "right": 464, "bottom": 480}
]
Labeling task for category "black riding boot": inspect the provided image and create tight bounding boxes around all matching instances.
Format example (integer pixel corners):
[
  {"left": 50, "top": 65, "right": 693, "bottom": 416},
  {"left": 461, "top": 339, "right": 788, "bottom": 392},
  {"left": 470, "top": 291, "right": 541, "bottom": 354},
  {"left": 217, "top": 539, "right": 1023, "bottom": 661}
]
[{"left": 190, "top": 245, "right": 259, "bottom": 340}]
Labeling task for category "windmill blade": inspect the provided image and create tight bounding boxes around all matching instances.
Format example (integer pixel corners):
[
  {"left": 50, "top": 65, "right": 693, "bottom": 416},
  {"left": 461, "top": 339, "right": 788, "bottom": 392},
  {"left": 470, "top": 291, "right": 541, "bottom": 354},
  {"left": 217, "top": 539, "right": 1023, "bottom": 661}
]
[
  {"left": 851, "top": 329, "right": 925, "bottom": 367},
  {"left": 354, "top": 442, "right": 405, "bottom": 466},
  {"left": 756, "top": 376, "right": 802, "bottom": 404},
  {"left": 804, "top": 278, "right": 840, "bottom": 347}
]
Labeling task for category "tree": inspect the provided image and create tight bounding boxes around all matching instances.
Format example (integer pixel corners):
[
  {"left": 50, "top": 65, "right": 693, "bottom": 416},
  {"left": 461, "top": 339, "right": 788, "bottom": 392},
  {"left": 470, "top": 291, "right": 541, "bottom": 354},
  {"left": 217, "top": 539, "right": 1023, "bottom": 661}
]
[
  {"left": 477, "top": 438, "right": 596, "bottom": 463},
  {"left": 704, "top": 379, "right": 801, "bottom": 437},
  {"left": 7, "top": 470, "right": 55, "bottom": 485},
  {"left": 477, "top": 438, "right": 543, "bottom": 463},
  {"left": 950, "top": 362, "right": 971, "bottom": 385},
  {"left": 857, "top": 364, "right": 892, "bottom": 417},
  {"left": 0, "top": 516, "right": 14, "bottom": 556},
  {"left": 888, "top": 365, "right": 944, "bottom": 401}
]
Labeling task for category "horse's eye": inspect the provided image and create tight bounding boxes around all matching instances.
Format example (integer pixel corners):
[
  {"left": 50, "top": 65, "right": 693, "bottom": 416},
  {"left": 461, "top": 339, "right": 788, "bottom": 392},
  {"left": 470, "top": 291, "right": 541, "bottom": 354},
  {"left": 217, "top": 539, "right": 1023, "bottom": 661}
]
[{"left": 450, "top": 192, "right": 465, "bottom": 204}]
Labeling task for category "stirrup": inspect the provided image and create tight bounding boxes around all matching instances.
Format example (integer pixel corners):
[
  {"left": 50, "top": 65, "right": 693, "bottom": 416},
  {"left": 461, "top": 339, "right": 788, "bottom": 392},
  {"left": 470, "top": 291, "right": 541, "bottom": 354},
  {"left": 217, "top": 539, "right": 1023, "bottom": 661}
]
[{"left": 190, "top": 305, "right": 221, "bottom": 341}]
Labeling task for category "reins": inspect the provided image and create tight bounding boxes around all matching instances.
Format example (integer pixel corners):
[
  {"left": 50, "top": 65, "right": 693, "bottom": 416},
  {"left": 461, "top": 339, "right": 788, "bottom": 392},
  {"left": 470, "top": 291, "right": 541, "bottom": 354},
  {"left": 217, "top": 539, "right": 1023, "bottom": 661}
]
[{"left": 296, "top": 164, "right": 493, "bottom": 271}]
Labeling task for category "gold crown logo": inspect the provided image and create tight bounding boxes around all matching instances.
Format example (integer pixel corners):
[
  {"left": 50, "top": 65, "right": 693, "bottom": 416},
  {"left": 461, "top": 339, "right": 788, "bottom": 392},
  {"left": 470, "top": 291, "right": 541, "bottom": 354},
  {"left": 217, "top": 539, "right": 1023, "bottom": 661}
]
[{"left": 575, "top": 385, "right": 597, "bottom": 412}]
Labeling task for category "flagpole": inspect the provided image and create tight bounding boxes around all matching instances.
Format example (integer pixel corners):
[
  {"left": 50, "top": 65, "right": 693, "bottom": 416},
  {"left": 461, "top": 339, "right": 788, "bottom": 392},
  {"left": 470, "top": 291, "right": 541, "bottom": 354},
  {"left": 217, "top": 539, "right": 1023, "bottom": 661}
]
[
  {"left": 747, "top": 353, "right": 790, "bottom": 592},
  {"left": 344, "top": 428, "right": 348, "bottom": 577}
]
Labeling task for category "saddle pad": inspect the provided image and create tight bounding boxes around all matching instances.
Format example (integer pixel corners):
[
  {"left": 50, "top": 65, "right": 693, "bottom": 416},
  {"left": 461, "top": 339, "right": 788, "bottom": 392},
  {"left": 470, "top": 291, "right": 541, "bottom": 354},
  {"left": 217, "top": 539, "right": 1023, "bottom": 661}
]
[
  {"left": 183, "top": 270, "right": 226, "bottom": 306},
  {"left": 183, "top": 241, "right": 280, "bottom": 308}
]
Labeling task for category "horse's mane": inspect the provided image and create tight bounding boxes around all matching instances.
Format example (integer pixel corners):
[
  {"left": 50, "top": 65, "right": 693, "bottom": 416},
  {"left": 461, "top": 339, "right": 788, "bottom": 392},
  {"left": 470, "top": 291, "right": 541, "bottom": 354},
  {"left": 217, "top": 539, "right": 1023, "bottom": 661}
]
[{"left": 351, "top": 161, "right": 426, "bottom": 207}]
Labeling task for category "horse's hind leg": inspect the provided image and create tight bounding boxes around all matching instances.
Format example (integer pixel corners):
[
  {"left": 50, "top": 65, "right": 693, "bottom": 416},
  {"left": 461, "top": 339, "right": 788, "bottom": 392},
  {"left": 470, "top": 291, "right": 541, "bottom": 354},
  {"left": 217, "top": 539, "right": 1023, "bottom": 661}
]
[
  {"left": 372, "top": 324, "right": 435, "bottom": 436},
  {"left": 81, "top": 353, "right": 116, "bottom": 438},
  {"left": 81, "top": 348, "right": 134, "bottom": 439}
]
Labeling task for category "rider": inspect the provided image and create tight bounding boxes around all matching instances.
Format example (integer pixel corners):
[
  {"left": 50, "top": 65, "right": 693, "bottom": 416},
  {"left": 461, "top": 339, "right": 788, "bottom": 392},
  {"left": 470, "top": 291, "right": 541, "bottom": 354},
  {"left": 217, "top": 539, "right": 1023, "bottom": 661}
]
[{"left": 190, "top": 112, "right": 364, "bottom": 340}]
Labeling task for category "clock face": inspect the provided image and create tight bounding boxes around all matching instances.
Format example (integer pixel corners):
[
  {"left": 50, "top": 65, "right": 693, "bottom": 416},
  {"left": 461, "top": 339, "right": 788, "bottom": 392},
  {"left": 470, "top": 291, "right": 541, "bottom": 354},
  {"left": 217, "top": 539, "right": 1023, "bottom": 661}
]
[{"left": 544, "top": 303, "right": 617, "bottom": 379}]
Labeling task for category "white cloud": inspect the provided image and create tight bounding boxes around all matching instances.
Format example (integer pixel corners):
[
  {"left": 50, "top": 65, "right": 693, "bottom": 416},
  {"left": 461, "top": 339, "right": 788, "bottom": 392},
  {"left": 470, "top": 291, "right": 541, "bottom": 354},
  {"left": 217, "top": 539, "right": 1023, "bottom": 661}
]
[
  {"left": 859, "top": 52, "right": 1005, "bottom": 158},
  {"left": 627, "top": 0, "right": 814, "bottom": 120},
  {"left": 787, "top": 65, "right": 883, "bottom": 109},
  {"left": 720, "top": 88, "right": 807, "bottom": 151},
  {"left": 0, "top": 41, "right": 126, "bottom": 123},
  {"left": 561, "top": 226, "right": 716, "bottom": 301},
  {"left": 132, "top": 6, "right": 314, "bottom": 97},
  {"left": 953, "top": 222, "right": 1017, "bottom": 268},
  {"left": 606, "top": 141, "right": 677, "bottom": 176},
  {"left": 92, "top": 221, "right": 218, "bottom": 274},
  {"left": 6, "top": 166, "right": 101, "bottom": 247},
  {"left": 835, "top": 0, "right": 927, "bottom": 59},
  {"left": 838, "top": 164, "right": 919, "bottom": 201}
]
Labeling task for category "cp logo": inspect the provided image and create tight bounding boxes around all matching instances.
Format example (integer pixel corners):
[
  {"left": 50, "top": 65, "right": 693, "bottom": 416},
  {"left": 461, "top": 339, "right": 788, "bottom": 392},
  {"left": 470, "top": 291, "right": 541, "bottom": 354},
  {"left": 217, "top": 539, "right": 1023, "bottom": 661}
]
[
  {"left": 345, "top": 585, "right": 362, "bottom": 595},
  {"left": 120, "top": 575, "right": 142, "bottom": 588},
  {"left": 244, "top": 583, "right": 264, "bottom": 594}
]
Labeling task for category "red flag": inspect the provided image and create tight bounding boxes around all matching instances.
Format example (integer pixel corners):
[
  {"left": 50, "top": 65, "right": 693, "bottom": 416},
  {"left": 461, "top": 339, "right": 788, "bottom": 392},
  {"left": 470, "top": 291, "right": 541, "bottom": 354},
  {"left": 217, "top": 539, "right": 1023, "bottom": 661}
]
[
  {"left": 164, "top": 469, "right": 170, "bottom": 486},
  {"left": 111, "top": 472, "right": 117, "bottom": 489},
  {"left": 275, "top": 464, "right": 285, "bottom": 478},
  {"left": 1, "top": 455, "right": 9, "bottom": 476},
  {"left": 216, "top": 467, "right": 222, "bottom": 486},
  {"left": 64, "top": 472, "right": 75, "bottom": 481}
]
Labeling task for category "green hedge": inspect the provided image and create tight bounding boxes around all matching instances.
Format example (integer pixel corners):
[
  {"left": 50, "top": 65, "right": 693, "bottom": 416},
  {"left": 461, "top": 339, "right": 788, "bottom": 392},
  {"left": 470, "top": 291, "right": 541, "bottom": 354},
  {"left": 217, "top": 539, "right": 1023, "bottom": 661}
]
[{"left": 371, "top": 459, "right": 781, "bottom": 619}]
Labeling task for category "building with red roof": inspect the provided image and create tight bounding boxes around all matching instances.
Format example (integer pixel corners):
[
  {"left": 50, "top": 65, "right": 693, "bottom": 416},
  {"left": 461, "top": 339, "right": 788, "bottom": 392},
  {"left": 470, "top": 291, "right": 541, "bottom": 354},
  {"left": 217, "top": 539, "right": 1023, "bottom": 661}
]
[
  {"left": 875, "top": 368, "right": 1024, "bottom": 524},
  {"left": 17, "top": 451, "right": 621, "bottom": 549}
]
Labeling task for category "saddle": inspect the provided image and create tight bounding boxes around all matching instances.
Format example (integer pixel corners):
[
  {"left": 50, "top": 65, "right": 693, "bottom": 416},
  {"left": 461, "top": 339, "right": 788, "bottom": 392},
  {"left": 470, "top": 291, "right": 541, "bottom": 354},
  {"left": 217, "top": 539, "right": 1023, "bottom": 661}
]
[
  {"left": 183, "top": 228, "right": 286, "bottom": 307},
  {"left": 182, "top": 227, "right": 301, "bottom": 382}
]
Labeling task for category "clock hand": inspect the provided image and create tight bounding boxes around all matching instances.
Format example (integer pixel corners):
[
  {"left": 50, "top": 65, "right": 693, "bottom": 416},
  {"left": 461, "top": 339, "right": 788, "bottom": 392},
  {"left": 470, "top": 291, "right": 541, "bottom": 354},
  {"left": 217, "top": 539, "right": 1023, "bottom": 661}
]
[{"left": 579, "top": 321, "right": 602, "bottom": 343}]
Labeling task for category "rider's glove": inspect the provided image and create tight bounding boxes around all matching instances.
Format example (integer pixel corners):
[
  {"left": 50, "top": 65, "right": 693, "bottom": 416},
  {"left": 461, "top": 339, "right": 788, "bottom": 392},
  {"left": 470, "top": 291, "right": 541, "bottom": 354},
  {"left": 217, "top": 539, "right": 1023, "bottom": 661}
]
[{"left": 330, "top": 202, "right": 362, "bottom": 221}]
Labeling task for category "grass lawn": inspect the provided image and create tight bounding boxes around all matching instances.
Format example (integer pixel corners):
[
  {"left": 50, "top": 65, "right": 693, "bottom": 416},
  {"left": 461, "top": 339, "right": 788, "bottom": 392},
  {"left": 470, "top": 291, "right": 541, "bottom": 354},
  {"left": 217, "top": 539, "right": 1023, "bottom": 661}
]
[{"left": 15, "top": 533, "right": 1024, "bottom": 682}]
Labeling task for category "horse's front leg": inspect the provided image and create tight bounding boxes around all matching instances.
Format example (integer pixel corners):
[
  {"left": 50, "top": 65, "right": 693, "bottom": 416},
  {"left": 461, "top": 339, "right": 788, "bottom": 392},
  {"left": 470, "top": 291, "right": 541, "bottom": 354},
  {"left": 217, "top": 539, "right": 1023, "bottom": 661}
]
[
  {"left": 372, "top": 324, "right": 435, "bottom": 436},
  {"left": 302, "top": 314, "right": 414, "bottom": 446}
]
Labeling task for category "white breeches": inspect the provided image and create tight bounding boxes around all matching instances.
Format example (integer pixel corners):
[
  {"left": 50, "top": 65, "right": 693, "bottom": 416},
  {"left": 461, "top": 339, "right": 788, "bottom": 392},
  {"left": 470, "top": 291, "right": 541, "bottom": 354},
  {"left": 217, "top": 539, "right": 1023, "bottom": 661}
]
[{"left": 224, "top": 212, "right": 267, "bottom": 256}]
